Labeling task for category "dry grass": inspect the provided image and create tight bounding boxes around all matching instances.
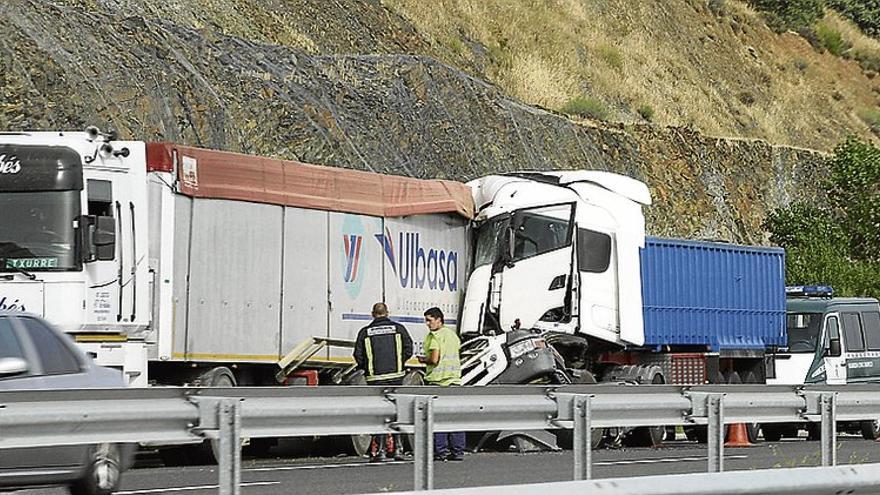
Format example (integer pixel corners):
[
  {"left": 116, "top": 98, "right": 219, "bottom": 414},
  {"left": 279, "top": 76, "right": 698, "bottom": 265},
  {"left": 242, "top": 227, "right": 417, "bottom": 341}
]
[{"left": 383, "top": 0, "right": 880, "bottom": 150}]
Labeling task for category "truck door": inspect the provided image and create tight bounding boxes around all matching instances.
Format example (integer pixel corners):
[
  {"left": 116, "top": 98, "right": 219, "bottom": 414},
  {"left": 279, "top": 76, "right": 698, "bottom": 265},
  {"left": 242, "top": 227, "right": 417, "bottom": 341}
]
[
  {"left": 497, "top": 203, "right": 575, "bottom": 330},
  {"left": 575, "top": 227, "right": 617, "bottom": 337},
  {"left": 823, "top": 314, "right": 846, "bottom": 384}
]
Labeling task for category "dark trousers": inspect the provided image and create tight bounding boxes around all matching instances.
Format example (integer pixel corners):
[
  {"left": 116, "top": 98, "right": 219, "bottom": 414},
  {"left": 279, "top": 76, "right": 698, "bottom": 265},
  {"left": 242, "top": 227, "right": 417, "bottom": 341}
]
[{"left": 434, "top": 432, "right": 465, "bottom": 456}]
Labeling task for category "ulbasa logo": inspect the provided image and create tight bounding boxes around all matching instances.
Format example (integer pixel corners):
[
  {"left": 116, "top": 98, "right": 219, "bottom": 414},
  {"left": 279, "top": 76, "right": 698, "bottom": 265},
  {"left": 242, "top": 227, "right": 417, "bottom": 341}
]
[
  {"left": 375, "top": 227, "right": 458, "bottom": 292},
  {"left": 0, "top": 154, "right": 21, "bottom": 174},
  {"left": 343, "top": 234, "right": 363, "bottom": 283}
]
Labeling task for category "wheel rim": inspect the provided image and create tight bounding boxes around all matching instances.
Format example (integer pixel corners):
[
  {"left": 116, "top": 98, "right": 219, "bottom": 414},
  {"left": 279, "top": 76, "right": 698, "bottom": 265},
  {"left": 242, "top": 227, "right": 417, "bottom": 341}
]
[{"left": 93, "top": 443, "right": 121, "bottom": 490}]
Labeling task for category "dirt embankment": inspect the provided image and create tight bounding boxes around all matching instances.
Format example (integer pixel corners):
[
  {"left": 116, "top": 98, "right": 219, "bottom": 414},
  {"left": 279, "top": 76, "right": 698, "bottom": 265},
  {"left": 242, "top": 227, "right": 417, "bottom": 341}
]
[{"left": 0, "top": 1, "right": 826, "bottom": 242}]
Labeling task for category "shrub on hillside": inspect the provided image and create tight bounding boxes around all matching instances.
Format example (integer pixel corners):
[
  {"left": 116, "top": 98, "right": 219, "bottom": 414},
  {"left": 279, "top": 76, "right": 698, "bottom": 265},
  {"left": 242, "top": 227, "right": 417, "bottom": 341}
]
[
  {"left": 764, "top": 137, "right": 880, "bottom": 297},
  {"left": 637, "top": 104, "right": 655, "bottom": 121},
  {"left": 560, "top": 96, "right": 609, "bottom": 120},
  {"left": 816, "top": 23, "right": 852, "bottom": 55},
  {"left": 858, "top": 107, "right": 880, "bottom": 133},
  {"left": 747, "top": 0, "right": 825, "bottom": 32},
  {"left": 854, "top": 49, "right": 880, "bottom": 73},
  {"left": 827, "top": 0, "right": 880, "bottom": 38}
]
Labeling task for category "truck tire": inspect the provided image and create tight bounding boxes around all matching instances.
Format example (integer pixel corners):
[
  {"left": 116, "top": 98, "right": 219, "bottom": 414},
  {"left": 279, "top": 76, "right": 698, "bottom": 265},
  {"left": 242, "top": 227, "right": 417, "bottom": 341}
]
[
  {"left": 554, "top": 370, "right": 604, "bottom": 450},
  {"left": 160, "top": 367, "right": 237, "bottom": 466},
  {"left": 331, "top": 371, "right": 372, "bottom": 457},
  {"left": 401, "top": 370, "right": 425, "bottom": 453},
  {"left": 861, "top": 420, "right": 880, "bottom": 440},
  {"left": 628, "top": 366, "right": 666, "bottom": 447},
  {"left": 735, "top": 371, "right": 761, "bottom": 444},
  {"left": 68, "top": 443, "right": 123, "bottom": 495},
  {"left": 684, "top": 372, "right": 724, "bottom": 444},
  {"left": 761, "top": 424, "right": 784, "bottom": 442}
]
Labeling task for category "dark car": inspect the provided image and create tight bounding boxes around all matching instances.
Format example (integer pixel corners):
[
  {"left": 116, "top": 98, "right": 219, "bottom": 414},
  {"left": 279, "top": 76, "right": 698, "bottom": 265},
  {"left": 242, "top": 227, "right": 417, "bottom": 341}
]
[{"left": 0, "top": 313, "right": 134, "bottom": 494}]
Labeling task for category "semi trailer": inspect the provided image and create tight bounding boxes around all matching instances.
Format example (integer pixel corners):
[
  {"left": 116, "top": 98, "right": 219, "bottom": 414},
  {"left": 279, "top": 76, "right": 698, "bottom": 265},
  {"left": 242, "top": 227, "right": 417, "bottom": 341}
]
[{"left": 0, "top": 128, "right": 787, "bottom": 454}]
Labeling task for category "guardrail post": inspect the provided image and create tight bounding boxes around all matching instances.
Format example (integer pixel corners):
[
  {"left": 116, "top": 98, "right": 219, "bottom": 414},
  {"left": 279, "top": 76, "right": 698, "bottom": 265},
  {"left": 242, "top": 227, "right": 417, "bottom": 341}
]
[
  {"left": 820, "top": 393, "right": 837, "bottom": 467},
  {"left": 414, "top": 396, "right": 434, "bottom": 491},
  {"left": 707, "top": 394, "right": 724, "bottom": 473},
  {"left": 218, "top": 399, "right": 241, "bottom": 495},
  {"left": 573, "top": 395, "right": 592, "bottom": 481}
]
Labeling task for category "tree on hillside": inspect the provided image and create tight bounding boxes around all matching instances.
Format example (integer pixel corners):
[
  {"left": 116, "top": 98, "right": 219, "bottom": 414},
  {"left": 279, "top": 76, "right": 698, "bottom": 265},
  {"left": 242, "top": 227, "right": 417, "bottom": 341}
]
[{"left": 764, "top": 137, "right": 880, "bottom": 297}]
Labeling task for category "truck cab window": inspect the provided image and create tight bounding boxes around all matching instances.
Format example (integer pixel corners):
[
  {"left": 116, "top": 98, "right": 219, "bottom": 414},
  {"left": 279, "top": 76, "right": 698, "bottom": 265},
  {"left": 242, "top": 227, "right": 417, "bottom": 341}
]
[
  {"left": 87, "top": 179, "right": 113, "bottom": 216},
  {"left": 511, "top": 204, "right": 573, "bottom": 261},
  {"left": 577, "top": 228, "right": 611, "bottom": 273},
  {"left": 842, "top": 312, "right": 865, "bottom": 352},
  {"left": 863, "top": 312, "right": 880, "bottom": 351}
]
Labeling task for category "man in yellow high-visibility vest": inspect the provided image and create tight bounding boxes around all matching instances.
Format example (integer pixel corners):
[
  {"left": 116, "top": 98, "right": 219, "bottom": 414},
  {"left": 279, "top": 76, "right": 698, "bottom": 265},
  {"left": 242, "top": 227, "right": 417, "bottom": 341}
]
[{"left": 419, "top": 307, "right": 465, "bottom": 461}]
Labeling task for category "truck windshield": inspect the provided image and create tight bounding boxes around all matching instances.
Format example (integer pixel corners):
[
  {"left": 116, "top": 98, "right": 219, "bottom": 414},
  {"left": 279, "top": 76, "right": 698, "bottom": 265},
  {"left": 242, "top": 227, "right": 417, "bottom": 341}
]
[
  {"left": 0, "top": 191, "right": 80, "bottom": 271},
  {"left": 473, "top": 217, "right": 509, "bottom": 267},
  {"left": 786, "top": 312, "right": 823, "bottom": 353}
]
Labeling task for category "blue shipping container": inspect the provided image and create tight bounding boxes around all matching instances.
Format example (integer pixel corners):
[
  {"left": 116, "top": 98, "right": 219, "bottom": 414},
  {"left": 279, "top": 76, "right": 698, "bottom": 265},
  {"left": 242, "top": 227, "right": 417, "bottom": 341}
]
[{"left": 640, "top": 237, "right": 786, "bottom": 351}]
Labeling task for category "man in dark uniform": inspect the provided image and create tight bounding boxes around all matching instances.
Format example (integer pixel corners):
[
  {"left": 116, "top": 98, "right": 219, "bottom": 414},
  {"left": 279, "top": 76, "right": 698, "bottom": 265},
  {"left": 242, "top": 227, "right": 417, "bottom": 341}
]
[{"left": 353, "top": 302, "right": 413, "bottom": 461}]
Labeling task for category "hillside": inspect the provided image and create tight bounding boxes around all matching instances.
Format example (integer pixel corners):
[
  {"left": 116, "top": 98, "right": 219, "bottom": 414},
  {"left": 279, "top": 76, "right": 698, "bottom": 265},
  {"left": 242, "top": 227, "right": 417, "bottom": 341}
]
[{"left": 0, "top": 0, "right": 868, "bottom": 242}]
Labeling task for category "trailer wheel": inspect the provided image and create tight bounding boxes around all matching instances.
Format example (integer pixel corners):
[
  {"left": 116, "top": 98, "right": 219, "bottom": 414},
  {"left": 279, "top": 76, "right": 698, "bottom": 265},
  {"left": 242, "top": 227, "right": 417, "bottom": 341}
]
[
  {"left": 401, "top": 370, "right": 425, "bottom": 453},
  {"left": 331, "top": 371, "right": 372, "bottom": 457},
  {"left": 554, "top": 370, "right": 604, "bottom": 450},
  {"left": 738, "top": 371, "right": 761, "bottom": 444},
  {"left": 684, "top": 372, "right": 724, "bottom": 444},
  {"left": 160, "top": 367, "right": 237, "bottom": 466},
  {"left": 761, "top": 424, "right": 784, "bottom": 442},
  {"left": 860, "top": 420, "right": 880, "bottom": 440},
  {"left": 628, "top": 367, "right": 666, "bottom": 447}
]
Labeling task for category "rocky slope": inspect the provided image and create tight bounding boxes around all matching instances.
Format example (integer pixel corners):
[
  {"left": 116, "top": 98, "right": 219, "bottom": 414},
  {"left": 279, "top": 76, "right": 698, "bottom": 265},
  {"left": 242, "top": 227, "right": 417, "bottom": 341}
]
[{"left": 0, "top": 0, "right": 829, "bottom": 242}]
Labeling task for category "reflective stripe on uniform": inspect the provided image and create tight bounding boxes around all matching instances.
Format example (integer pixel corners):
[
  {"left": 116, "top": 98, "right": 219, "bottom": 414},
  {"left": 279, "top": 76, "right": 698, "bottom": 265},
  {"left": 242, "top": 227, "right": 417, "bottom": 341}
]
[
  {"left": 365, "top": 370, "right": 406, "bottom": 382},
  {"left": 395, "top": 334, "right": 402, "bottom": 374},
  {"left": 365, "top": 336, "right": 375, "bottom": 376}
]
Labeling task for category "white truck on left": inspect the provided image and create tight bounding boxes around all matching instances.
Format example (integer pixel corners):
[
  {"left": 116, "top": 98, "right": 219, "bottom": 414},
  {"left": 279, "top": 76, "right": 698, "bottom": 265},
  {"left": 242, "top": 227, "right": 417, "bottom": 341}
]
[{"left": 0, "top": 128, "right": 472, "bottom": 394}]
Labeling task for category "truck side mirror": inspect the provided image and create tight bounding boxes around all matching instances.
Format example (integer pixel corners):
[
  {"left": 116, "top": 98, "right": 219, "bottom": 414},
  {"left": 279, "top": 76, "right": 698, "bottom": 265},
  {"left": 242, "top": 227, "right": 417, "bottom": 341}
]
[
  {"left": 78, "top": 215, "right": 97, "bottom": 263},
  {"left": 94, "top": 215, "right": 116, "bottom": 261},
  {"left": 828, "top": 338, "right": 842, "bottom": 357},
  {"left": 78, "top": 215, "right": 115, "bottom": 263}
]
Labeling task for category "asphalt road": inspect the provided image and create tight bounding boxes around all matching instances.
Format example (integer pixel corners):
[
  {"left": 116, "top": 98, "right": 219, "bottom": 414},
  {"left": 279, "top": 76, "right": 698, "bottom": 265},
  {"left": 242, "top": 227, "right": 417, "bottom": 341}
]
[{"left": 14, "top": 434, "right": 880, "bottom": 494}]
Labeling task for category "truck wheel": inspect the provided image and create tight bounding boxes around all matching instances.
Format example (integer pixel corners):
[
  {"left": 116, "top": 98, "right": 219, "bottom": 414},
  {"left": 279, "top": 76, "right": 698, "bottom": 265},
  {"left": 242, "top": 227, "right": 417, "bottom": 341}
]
[
  {"left": 332, "top": 371, "right": 372, "bottom": 457},
  {"left": 555, "top": 370, "right": 604, "bottom": 450},
  {"left": 861, "top": 420, "right": 880, "bottom": 440},
  {"left": 761, "top": 424, "right": 784, "bottom": 442},
  {"left": 161, "top": 367, "right": 237, "bottom": 466},
  {"left": 401, "top": 370, "right": 425, "bottom": 453},
  {"left": 628, "top": 367, "right": 666, "bottom": 447},
  {"left": 68, "top": 443, "right": 123, "bottom": 495},
  {"left": 684, "top": 372, "right": 724, "bottom": 444},
  {"left": 738, "top": 371, "right": 761, "bottom": 444}
]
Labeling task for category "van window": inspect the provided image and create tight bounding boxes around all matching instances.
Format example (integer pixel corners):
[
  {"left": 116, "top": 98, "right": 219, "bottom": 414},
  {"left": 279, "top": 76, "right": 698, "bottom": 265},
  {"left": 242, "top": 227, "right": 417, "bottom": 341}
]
[
  {"left": 842, "top": 312, "right": 865, "bottom": 352},
  {"left": 864, "top": 312, "right": 880, "bottom": 351}
]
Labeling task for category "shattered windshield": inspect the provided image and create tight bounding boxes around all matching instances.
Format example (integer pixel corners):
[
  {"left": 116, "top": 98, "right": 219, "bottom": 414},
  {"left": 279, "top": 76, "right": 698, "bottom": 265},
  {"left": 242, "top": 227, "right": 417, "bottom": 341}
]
[
  {"left": 473, "top": 217, "right": 509, "bottom": 268},
  {"left": 786, "top": 312, "right": 823, "bottom": 353},
  {"left": 0, "top": 191, "right": 80, "bottom": 271}
]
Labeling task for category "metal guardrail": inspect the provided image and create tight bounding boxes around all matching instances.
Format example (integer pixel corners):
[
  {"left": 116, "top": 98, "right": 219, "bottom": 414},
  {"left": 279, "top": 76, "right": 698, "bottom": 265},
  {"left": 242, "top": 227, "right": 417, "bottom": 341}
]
[
  {"left": 2, "top": 384, "right": 880, "bottom": 494},
  {"left": 384, "top": 463, "right": 880, "bottom": 495}
]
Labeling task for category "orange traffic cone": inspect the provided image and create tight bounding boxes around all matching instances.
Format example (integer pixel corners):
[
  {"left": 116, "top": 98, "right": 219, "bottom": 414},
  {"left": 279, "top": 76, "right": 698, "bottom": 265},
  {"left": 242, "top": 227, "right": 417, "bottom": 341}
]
[{"left": 724, "top": 423, "right": 755, "bottom": 447}]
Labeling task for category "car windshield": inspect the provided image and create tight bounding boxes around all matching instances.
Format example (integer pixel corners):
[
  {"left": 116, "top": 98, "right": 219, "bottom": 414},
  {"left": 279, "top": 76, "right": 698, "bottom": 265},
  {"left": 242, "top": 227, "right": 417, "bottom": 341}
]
[
  {"left": 786, "top": 312, "right": 823, "bottom": 353},
  {"left": 473, "top": 216, "right": 509, "bottom": 268},
  {"left": 0, "top": 191, "right": 80, "bottom": 271}
]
